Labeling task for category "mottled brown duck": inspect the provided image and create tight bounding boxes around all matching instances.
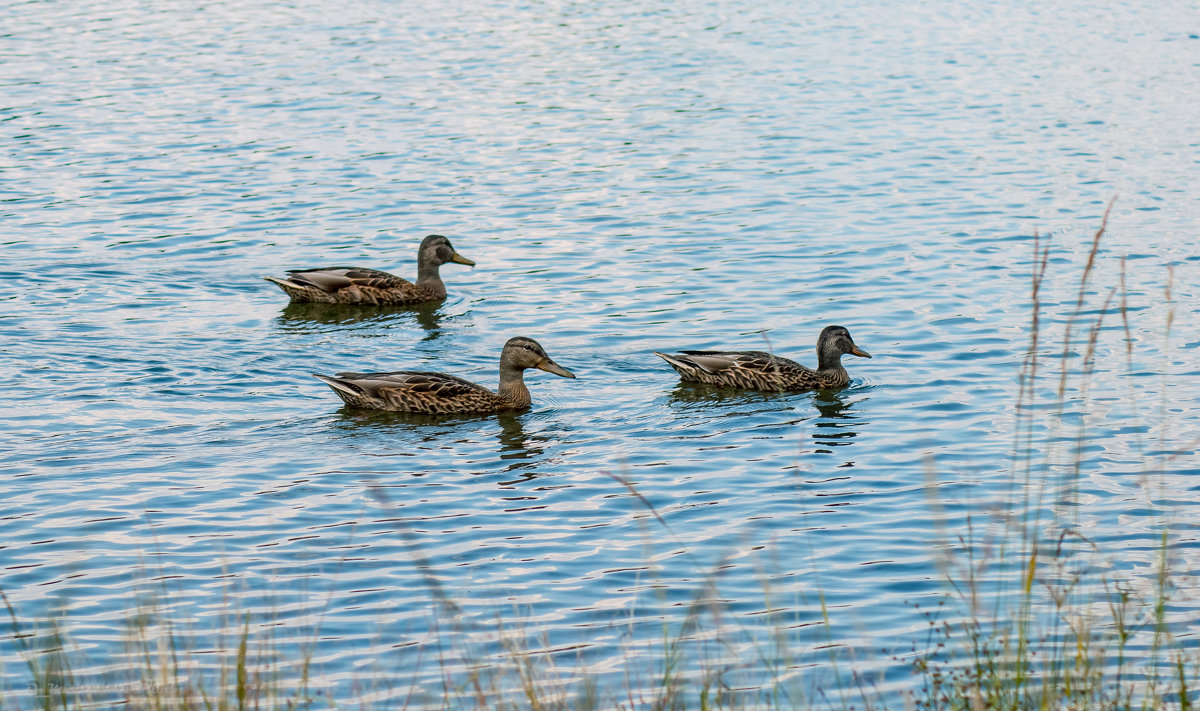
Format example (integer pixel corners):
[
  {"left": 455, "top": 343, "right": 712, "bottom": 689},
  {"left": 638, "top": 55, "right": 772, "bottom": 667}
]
[
  {"left": 312, "top": 337, "right": 576, "bottom": 414},
  {"left": 265, "top": 234, "right": 474, "bottom": 305},
  {"left": 654, "top": 325, "right": 871, "bottom": 392}
]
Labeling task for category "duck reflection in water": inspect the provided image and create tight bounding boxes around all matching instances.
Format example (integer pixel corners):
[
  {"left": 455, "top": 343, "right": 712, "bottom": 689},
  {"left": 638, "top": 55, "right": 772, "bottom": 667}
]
[
  {"left": 495, "top": 412, "right": 554, "bottom": 484},
  {"left": 665, "top": 381, "right": 791, "bottom": 408},
  {"left": 809, "top": 389, "right": 864, "bottom": 455},
  {"left": 326, "top": 407, "right": 466, "bottom": 435},
  {"left": 323, "top": 409, "right": 555, "bottom": 482},
  {"left": 666, "top": 382, "right": 867, "bottom": 459},
  {"left": 275, "top": 300, "right": 449, "bottom": 340}
]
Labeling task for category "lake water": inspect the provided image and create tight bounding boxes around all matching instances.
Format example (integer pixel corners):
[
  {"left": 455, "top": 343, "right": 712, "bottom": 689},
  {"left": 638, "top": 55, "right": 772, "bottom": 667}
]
[{"left": 2, "top": 0, "right": 1198, "bottom": 707}]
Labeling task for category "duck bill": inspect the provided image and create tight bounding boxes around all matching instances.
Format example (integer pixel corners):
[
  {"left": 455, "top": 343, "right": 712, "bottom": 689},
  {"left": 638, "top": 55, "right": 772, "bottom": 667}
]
[
  {"left": 849, "top": 345, "right": 872, "bottom": 358},
  {"left": 537, "top": 358, "right": 575, "bottom": 379},
  {"left": 450, "top": 251, "right": 476, "bottom": 267}
]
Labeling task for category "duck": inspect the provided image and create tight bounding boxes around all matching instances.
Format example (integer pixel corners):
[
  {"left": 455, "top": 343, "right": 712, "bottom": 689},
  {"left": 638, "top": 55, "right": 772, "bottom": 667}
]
[
  {"left": 312, "top": 336, "right": 576, "bottom": 414},
  {"left": 264, "top": 234, "right": 475, "bottom": 305},
  {"left": 654, "top": 325, "right": 871, "bottom": 392}
]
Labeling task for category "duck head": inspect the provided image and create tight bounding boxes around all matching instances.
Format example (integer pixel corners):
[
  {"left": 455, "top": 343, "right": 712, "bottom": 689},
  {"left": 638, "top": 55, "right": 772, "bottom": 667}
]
[
  {"left": 419, "top": 234, "right": 475, "bottom": 268},
  {"left": 501, "top": 336, "right": 575, "bottom": 378},
  {"left": 816, "top": 325, "right": 871, "bottom": 369}
]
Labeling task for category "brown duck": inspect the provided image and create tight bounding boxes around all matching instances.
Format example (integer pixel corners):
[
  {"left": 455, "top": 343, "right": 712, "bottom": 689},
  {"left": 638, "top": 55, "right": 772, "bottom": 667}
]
[
  {"left": 265, "top": 234, "right": 475, "bottom": 305},
  {"left": 654, "top": 325, "right": 871, "bottom": 391},
  {"left": 312, "top": 337, "right": 576, "bottom": 414}
]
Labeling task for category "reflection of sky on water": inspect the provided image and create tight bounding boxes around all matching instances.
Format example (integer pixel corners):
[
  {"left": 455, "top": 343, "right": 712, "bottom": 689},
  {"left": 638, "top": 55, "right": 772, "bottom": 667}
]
[{"left": 2, "top": 0, "right": 1200, "bottom": 704}]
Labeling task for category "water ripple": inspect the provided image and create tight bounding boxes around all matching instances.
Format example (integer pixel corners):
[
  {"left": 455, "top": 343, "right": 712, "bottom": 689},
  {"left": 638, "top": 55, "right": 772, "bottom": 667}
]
[{"left": 3, "top": 0, "right": 1199, "bottom": 705}]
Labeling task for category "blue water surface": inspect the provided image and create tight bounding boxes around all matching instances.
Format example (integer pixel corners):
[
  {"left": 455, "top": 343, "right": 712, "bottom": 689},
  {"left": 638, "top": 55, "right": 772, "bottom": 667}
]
[{"left": 2, "top": 0, "right": 1199, "bottom": 707}]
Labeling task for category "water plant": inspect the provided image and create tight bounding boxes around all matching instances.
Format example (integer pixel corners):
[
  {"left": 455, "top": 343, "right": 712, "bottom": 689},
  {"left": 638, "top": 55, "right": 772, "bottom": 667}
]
[{"left": 912, "top": 201, "right": 1196, "bottom": 710}]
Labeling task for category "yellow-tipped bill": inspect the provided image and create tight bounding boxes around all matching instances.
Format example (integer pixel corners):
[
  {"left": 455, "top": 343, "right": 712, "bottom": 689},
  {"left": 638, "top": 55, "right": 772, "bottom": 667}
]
[{"left": 450, "top": 251, "right": 475, "bottom": 267}]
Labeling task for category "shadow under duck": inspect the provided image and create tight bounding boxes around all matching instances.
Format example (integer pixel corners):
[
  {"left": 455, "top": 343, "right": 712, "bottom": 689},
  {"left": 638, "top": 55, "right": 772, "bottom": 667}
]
[
  {"left": 265, "top": 234, "right": 474, "bottom": 305},
  {"left": 654, "top": 325, "right": 871, "bottom": 392},
  {"left": 313, "top": 336, "right": 576, "bottom": 414}
]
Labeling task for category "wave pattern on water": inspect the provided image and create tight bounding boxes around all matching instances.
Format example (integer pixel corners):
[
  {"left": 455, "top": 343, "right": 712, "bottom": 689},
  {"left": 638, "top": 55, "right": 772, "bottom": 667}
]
[{"left": 2, "top": 0, "right": 1199, "bottom": 705}]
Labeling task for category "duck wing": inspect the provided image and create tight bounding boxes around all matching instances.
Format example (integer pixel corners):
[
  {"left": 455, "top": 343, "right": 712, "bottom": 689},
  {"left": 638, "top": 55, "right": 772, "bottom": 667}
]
[
  {"left": 681, "top": 349, "right": 813, "bottom": 374},
  {"left": 316, "top": 369, "right": 507, "bottom": 414},
  {"left": 285, "top": 267, "right": 411, "bottom": 293},
  {"left": 656, "top": 350, "right": 817, "bottom": 390},
  {"left": 332, "top": 370, "right": 491, "bottom": 400}
]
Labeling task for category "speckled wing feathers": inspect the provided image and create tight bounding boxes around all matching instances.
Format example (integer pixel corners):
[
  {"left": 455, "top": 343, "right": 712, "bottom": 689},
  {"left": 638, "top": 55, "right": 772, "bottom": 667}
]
[
  {"left": 335, "top": 371, "right": 488, "bottom": 397},
  {"left": 266, "top": 267, "right": 438, "bottom": 305},
  {"left": 314, "top": 371, "right": 510, "bottom": 414},
  {"left": 288, "top": 267, "right": 411, "bottom": 291},
  {"left": 656, "top": 350, "right": 833, "bottom": 391}
]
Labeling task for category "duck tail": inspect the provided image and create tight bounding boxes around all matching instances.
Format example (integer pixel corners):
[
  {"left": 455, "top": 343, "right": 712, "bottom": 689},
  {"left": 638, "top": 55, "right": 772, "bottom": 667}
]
[
  {"left": 312, "top": 373, "right": 365, "bottom": 400},
  {"left": 264, "top": 275, "right": 300, "bottom": 293},
  {"left": 654, "top": 351, "right": 700, "bottom": 375},
  {"left": 266, "top": 276, "right": 325, "bottom": 302}
]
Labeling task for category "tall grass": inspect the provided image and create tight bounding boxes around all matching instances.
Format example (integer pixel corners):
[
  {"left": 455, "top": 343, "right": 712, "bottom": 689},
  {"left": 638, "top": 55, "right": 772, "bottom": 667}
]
[
  {"left": 914, "top": 203, "right": 1196, "bottom": 709},
  {"left": 1, "top": 210, "right": 1194, "bottom": 709},
  {"left": 1, "top": 580, "right": 325, "bottom": 710}
]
